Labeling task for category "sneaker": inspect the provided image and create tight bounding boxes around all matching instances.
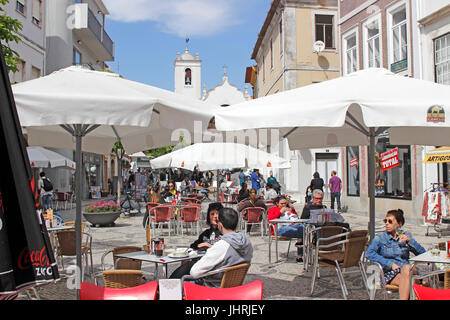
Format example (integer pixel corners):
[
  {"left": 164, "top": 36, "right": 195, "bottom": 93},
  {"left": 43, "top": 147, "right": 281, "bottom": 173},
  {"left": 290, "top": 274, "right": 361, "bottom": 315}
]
[{"left": 296, "top": 257, "right": 303, "bottom": 263}]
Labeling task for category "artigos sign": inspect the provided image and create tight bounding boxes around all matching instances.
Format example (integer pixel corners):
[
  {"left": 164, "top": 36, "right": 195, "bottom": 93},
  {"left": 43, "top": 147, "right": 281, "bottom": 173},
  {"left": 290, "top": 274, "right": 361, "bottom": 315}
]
[{"left": 381, "top": 148, "right": 399, "bottom": 172}]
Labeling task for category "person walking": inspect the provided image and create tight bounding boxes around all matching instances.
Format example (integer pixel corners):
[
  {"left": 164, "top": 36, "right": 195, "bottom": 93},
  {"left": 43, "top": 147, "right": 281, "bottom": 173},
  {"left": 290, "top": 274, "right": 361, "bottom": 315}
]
[
  {"left": 38, "top": 172, "right": 53, "bottom": 210},
  {"left": 309, "top": 172, "right": 324, "bottom": 192},
  {"left": 329, "top": 170, "right": 342, "bottom": 212}
]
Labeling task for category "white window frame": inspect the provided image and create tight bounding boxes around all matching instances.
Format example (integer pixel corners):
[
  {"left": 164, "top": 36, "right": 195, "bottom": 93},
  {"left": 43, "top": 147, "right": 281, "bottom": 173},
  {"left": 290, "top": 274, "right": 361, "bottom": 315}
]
[
  {"left": 31, "top": 0, "right": 42, "bottom": 27},
  {"left": 311, "top": 10, "right": 338, "bottom": 53},
  {"left": 342, "top": 27, "right": 359, "bottom": 75},
  {"left": 362, "top": 13, "right": 382, "bottom": 69},
  {"left": 386, "top": 0, "right": 409, "bottom": 75},
  {"left": 434, "top": 33, "right": 450, "bottom": 85},
  {"left": 16, "top": 0, "right": 26, "bottom": 16}
]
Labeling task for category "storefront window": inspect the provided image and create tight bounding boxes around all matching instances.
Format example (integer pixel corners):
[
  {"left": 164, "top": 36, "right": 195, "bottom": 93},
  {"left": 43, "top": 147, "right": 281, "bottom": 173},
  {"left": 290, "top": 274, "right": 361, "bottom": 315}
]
[
  {"left": 347, "top": 146, "right": 360, "bottom": 196},
  {"left": 374, "top": 135, "right": 411, "bottom": 199}
]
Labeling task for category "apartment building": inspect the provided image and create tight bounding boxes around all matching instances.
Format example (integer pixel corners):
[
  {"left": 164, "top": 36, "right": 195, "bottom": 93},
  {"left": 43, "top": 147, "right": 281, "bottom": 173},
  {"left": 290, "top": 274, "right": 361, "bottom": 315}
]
[
  {"left": 416, "top": 1, "right": 450, "bottom": 201},
  {"left": 46, "top": 0, "right": 114, "bottom": 74},
  {"left": 44, "top": 0, "right": 115, "bottom": 198},
  {"left": 248, "top": 0, "right": 341, "bottom": 199},
  {"left": 337, "top": 0, "right": 449, "bottom": 223},
  {"left": 4, "top": 0, "right": 46, "bottom": 83}
]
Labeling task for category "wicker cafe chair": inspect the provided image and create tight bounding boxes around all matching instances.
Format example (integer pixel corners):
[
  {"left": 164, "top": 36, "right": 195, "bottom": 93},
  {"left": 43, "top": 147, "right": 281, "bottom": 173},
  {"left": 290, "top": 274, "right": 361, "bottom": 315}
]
[
  {"left": 183, "top": 280, "right": 263, "bottom": 300},
  {"left": 310, "top": 230, "right": 369, "bottom": 300},
  {"left": 181, "top": 263, "right": 251, "bottom": 288},
  {"left": 102, "top": 270, "right": 143, "bottom": 289},
  {"left": 304, "top": 225, "right": 348, "bottom": 272},
  {"left": 55, "top": 229, "right": 93, "bottom": 279},
  {"left": 101, "top": 246, "right": 143, "bottom": 271}
]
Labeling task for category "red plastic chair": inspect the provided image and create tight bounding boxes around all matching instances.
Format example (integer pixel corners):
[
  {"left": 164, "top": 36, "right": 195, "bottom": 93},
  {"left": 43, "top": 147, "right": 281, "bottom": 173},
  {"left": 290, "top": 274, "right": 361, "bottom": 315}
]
[
  {"left": 179, "top": 205, "right": 200, "bottom": 236},
  {"left": 183, "top": 280, "right": 263, "bottom": 300},
  {"left": 146, "top": 202, "right": 159, "bottom": 216},
  {"left": 242, "top": 207, "right": 265, "bottom": 236},
  {"left": 79, "top": 281, "right": 158, "bottom": 300},
  {"left": 149, "top": 206, "right": 172, "bottom": 238},
  {"left": 413, "top": 284, "right": 450, "bottom": 300}
]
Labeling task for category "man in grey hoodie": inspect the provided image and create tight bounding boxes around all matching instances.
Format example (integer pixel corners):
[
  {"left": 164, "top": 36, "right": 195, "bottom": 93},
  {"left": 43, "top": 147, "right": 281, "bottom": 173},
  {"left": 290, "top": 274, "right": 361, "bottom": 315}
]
[{"left": 170, "top": 207, "right": 253, "bottom": 286}]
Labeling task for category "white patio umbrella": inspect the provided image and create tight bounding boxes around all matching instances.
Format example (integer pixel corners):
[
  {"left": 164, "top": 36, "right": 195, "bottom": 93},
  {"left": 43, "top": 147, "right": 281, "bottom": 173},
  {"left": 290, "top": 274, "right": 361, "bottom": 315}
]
[
  {"left": 150, "top": 142, "right": 291, "bottom": 171},
  {"left": 150, "top": 142, "right": 291, "bottom": 200},
  {"left": 215, "top": 68, "right": 450, "bottom": 239},
  {"left": 13, "top": 66, "right": 217, "bottom": 295},
  {"left": 27, "top": 146, "right": 76, "bottom": 169}
]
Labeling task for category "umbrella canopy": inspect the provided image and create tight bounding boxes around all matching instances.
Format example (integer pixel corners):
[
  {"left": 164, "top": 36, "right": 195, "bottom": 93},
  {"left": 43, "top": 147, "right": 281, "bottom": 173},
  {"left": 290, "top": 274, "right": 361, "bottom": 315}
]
[
  {"left": 214, "top": 68, "right": 450, "bottom": 239},
  {"left": 27, "top": 146, "right": 76, "bottom": 169},
  {"left": 150, "top": 142, "right": 291, "bottom": 171},
  {"left": 423, "top": 147, "right": 450, "bottom": 164},
  {"left": 12, "top": 66, "right": 217, "bottom": 297},
  {"left": 0, "top": 50, "right": 59, "bottom": 296},
  {"left": 14, "top": 66, "right": 216, "bottom": 154}
]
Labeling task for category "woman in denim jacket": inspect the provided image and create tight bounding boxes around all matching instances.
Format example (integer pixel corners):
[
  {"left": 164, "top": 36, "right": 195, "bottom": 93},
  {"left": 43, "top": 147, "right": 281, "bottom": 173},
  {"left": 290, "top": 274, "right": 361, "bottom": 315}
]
[{"left": 366, "top": 209, "right": 425, "bottom": 300}]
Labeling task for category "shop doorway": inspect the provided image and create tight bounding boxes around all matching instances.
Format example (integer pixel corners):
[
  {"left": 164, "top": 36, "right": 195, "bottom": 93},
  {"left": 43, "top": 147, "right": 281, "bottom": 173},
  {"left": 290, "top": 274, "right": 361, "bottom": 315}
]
[{"left": 316, "top": 153, "right": 338, "bottom": 201}]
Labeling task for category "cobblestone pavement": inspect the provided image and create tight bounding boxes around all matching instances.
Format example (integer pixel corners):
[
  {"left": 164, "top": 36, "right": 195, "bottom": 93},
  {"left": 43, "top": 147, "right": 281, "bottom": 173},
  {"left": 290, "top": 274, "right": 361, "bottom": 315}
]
[{"left": 18, "top": 198, "right": 450, "bottom": 300}]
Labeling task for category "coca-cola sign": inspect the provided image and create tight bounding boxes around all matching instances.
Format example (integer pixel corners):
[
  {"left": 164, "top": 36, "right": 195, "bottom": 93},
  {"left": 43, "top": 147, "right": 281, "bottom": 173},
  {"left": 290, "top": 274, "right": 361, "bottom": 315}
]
[{"left": 18, "top": 246, "right": 53, "bottom": 276}]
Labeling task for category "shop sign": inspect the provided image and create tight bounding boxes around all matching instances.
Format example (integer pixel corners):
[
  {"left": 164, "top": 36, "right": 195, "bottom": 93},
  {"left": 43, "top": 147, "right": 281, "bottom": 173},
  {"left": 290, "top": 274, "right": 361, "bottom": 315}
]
[{"left": 381, "top": 148, "right": 399, "bottom": 171}]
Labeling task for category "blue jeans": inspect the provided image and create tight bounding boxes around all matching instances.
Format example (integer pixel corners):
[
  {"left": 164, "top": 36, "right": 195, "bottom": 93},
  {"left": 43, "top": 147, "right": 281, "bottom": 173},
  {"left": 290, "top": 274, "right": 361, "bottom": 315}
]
[
  {"left": 330, "top": 192, "right": 341, "bottom": 210},
  {"left": 278, "top": 224, "right": 304, "bottom": 255},
  {"left": 42, "top": 194, "right": 52, "bottom": 210}
]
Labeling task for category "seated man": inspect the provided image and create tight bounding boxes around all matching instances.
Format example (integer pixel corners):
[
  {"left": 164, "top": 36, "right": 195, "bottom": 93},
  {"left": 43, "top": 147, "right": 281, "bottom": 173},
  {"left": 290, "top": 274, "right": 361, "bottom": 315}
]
[
  {"left": 170, "top": 207, "right": 253, "bottom": 286},
  {"left": 301, "top": 189, "right": 326, "bottom": 219},
  {"left": 180, "top": 176, "right": 193, "bottom": 196},
  {"left": 264, "top": 183, "right": 278, "bottom": 201},
  {"left": 268, "top": 195, "right": 304, "bottom": 263}
]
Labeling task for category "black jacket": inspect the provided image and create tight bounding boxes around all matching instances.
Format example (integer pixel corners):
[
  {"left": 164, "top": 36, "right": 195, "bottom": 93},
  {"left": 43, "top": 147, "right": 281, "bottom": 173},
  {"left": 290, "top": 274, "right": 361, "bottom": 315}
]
[
  {"left": 310, "top": 178, "right": 324, "bottom": 191},
  {"left": 190, "top": 227, "right": 222, "bottom": 250}
]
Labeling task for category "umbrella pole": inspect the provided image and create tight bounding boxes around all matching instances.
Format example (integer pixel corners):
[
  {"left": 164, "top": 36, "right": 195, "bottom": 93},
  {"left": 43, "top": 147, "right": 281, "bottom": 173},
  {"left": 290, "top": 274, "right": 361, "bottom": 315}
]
[
  {"left": 368, "top": 128, "right": 376, "bottom": 240},
  {"left": 74, "top": 126, "right": 83, "bottom": 299}
]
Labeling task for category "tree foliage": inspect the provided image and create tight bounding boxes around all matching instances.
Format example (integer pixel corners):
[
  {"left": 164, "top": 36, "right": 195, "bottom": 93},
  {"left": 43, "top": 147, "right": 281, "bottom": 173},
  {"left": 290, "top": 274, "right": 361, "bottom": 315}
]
[{"left": 0, "top": 0, "right": 23, "bottom": 73}]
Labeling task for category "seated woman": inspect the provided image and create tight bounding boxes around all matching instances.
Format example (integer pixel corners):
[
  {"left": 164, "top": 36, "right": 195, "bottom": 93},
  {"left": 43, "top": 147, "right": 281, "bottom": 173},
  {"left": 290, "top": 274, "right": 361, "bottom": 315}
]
[
  {"left": 237, "top": 182, "right": 250, "bottom": 203},
  {"left": 190, "top": 202, "right": 223, "bottom": 251},
  {"left": 197, "top": 178, "right": 211, "bottom": 200},
  {"left": 238, "top": 188, "right": 266, "bottom": 233},
  {"left": 268, "top": 195, "right": 304, "bottom": 263},
  {"left": 365, "top": 209, "right": 426, "bottom": 300}
]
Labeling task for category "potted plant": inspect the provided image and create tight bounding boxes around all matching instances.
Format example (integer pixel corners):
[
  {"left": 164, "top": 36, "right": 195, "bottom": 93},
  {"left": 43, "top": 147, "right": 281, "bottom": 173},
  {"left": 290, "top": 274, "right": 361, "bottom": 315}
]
[{"left": 83, "top": 200, "right": 121, "bottom": 227}]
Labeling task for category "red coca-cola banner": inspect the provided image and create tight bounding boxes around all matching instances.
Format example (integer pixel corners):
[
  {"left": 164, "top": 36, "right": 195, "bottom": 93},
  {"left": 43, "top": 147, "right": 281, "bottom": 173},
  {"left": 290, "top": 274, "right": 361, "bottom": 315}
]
[
  {"left": 18, "top": 246, "right": 50, "bottom": 270},
  {"left": 381, "top": 148, "right": 400, "bottom": 172}
]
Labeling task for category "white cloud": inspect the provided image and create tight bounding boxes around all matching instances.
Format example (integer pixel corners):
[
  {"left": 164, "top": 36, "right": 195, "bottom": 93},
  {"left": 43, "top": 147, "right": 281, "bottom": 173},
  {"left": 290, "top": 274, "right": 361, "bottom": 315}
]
[{"left": 103, "top": 0, "right": 241, "bottom": 37}]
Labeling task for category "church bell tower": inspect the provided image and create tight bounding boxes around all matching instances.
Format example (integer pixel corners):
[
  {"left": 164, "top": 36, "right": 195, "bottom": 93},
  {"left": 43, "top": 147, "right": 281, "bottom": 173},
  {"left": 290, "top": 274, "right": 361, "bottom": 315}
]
[{"left": 174, "top": 39, "right": 202, "bottom": 100}]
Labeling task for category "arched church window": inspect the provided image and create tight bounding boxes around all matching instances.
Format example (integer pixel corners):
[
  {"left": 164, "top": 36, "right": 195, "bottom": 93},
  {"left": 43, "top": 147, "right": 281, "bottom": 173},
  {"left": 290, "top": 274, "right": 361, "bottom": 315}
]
[{"left": 185, "top": 68, "right": 192, "bottom": 85}]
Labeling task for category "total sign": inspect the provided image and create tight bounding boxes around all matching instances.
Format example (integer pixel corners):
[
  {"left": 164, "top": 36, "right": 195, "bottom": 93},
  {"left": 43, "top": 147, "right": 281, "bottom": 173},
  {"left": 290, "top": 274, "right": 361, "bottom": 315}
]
[{"left": 381, "top": 148, "right": 399, "bottom": 172}]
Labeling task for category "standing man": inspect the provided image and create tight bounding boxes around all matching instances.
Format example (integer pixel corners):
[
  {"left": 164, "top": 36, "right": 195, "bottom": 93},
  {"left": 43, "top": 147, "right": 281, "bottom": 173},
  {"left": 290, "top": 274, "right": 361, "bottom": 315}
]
[
  {"left": 250, "top": 169, "right": 261, "bottom": 192},
  {"left": 39, "top": 171, "right": 53, "bottom": 210},
  {"left": 329, "top": 170, "right": 342, "bottom": 212},
  {"left": 238, "top": 169, "right": 246, "bottom": 187}
]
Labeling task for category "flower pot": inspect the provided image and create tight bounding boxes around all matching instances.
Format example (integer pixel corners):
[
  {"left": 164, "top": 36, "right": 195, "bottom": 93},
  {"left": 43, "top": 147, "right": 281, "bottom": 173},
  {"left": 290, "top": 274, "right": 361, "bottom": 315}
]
[{"left": 82, "top": 211, "right": 121, "bottom": 227}]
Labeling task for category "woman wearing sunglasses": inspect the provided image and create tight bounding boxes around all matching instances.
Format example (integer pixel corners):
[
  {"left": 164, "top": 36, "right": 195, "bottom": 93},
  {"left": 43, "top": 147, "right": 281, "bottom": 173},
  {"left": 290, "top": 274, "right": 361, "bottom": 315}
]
[{"left": 365, "top": 209, "right": 425, "bottom": 300}]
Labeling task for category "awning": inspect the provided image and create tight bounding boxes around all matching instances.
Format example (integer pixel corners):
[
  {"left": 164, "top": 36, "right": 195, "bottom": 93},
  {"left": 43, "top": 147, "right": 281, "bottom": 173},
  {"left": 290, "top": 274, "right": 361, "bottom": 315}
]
[{"left": 423, "top": 146, "right": 450, "bottom": 163}]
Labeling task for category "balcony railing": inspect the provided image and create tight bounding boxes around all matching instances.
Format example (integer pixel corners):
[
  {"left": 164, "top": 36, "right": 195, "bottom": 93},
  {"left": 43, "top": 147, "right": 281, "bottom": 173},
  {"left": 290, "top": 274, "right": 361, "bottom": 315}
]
[{"left": 87, "top": 8, "right": 114, "bottom": 59}]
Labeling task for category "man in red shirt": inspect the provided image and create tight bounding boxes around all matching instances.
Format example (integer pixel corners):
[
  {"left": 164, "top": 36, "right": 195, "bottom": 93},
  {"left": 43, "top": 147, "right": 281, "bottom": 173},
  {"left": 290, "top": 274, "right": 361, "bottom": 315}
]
[{"left": 268, "top": 196, "right": 304, "bottom": 262}]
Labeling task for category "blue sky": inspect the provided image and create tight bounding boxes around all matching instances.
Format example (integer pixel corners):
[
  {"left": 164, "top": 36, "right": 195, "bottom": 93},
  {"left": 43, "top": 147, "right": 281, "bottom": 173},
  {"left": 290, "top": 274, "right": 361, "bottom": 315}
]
[{"left": 102, "top": 0, "right": 271, "bottom": 94}]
